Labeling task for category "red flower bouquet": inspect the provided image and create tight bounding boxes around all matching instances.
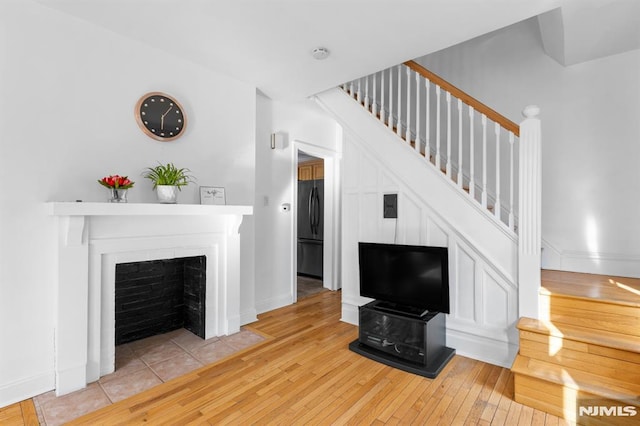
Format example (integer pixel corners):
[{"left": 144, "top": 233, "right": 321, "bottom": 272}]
[{"left": 98, "top": 175, "right": 135, "bottom": 189}]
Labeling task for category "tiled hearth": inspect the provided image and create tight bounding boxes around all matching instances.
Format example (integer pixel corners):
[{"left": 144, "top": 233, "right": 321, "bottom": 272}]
[{"left": 34, "top": 328, "right": 265, "bottom": 425}]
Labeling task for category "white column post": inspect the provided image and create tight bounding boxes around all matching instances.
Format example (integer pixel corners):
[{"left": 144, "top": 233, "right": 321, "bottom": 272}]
[
  {"left": 518, "top": 105, "right": 542, "bottom": 319},
  {"left": 55, "top": 216, "right": 89, "bottom": 395}
]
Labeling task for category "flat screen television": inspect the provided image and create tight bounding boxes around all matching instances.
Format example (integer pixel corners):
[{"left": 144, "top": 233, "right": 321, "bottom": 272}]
[{"left": 358, "top": 242, "right": 450, "bottom": 315}]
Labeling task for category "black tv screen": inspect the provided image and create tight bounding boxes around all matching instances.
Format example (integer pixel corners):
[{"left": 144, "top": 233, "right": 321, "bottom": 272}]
[{"left": 358, "top": 242, "right": 450, "bottom": 314}]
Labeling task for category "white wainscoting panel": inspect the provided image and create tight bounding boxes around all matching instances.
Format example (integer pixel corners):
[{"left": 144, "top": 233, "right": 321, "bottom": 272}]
[{"left": 336, "top": 102, "right": 519, "bottom": 367}]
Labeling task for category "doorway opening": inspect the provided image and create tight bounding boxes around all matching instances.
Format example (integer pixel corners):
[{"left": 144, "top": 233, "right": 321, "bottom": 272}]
[
  {"left": 292, "top": 140, "right": 341, "bottom": 304},
  {"left": 296, "top": 152, "right": 325, "bottom": 300}
]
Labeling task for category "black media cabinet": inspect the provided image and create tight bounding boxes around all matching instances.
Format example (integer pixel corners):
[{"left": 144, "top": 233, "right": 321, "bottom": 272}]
[{"left": 349, "top": 300, "right": 455, "bottom": 378}]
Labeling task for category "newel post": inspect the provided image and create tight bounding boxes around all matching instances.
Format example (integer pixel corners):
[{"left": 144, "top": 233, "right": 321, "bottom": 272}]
[{"left": 518, "top": 105, "right": 541, "bottom": 319}]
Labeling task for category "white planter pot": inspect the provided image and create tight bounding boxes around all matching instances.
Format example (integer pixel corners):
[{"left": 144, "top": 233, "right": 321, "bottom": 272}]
[{"left": 156, "top": 185, "right": 179, "bottom": 204}]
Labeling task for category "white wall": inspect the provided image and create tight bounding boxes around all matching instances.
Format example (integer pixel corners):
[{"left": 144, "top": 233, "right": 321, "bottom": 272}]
[
  {"left": 254, "top": 95, "right": 340, "bottom": 314},
  {"left": 415, "top": 17, "right": 640, "bottom": 277},
  {"left": 0, "top": 1, "right": 256, "bottom": 406}
]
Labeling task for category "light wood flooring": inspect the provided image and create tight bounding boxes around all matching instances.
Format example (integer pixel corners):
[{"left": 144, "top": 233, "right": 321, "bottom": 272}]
[{"left": 3, "top": 290, "right": 566, "bottom": 425}]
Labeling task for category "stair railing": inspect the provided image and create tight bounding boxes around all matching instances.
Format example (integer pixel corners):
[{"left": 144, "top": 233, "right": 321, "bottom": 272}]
[
  {"left": 342, "top": 61, "right": 521, "bottom": 231},
  {"left": 341, "top": 61, "right": 542, "bottom": 318}
]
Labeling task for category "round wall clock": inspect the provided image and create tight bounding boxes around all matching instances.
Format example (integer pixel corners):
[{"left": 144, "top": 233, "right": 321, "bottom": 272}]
[{"left": 135, "top": 92, "right": 187, "bottom": 141}]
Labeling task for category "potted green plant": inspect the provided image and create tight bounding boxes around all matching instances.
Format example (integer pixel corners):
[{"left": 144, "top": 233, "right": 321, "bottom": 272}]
[{"left": 143, "top": 162, "right": 195, "bottom": 204}]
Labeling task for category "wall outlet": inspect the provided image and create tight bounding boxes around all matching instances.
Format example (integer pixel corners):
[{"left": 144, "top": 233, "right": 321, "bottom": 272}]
[{"left": 383, "top": 194, "right": 397, "bottom": 218}]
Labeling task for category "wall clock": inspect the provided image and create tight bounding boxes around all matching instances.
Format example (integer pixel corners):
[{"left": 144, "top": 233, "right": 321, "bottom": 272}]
[{"left": 135, "top": 92, "right": 187, "bottom": 141}]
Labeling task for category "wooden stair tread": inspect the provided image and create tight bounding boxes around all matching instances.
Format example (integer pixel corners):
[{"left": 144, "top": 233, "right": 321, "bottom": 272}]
[
  {"left": 517, "top": 317, "right": 640, "bottom": 353},
  {"left": 541, "top": 269, "right": 640, "bottom": 307},
  {"left": 512, "top": 355, "right": 640, "bottom": 404}
]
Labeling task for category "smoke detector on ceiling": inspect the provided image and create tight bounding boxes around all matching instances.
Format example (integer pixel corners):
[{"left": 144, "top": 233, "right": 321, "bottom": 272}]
[{"left": 311, "top": 47, "right": 330, "bottom": 60}]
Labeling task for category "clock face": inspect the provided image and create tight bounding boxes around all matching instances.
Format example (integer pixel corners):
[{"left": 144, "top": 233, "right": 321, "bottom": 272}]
[{"left": 135, "top": 92, "right": 186, "bottom": 141}]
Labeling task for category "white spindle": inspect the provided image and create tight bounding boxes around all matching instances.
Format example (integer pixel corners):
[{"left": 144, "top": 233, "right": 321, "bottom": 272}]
[
  {"left": 425, "top": 80, "right": 431, "bottom": 164},
  {"left": 380, "top": 71, "right": 386, "bottom": 123},
  {"left": 481, "top": 114, "right": 487, "bottom": 208},
  {"left": 396, "top": 65, "right": 402, "bottom": 136},
  {"left": 356, "top": 78, "right": 362, "bottom": 103},
  {"left": 435, "top": 85, "right": 441, "bottom": 170},
  {"left": 406, "top": 67, "right": 412, "bottom": 143},
  {"left": 469, "top": 106, "right": 475, "bottom": 200},
  {"left": 446, "top": 91, "right": 452, "bottom": 178},
  {"left": 372, "top": 73, "right": 378, "bottom": 117},
  {"left": 388, "top": 68, "right": 394, "bottom": 129},
  {"left": 349, "top": 81, "right": 354, "bottom": 97},
  {"left": 457, "top": 99, "right": 463, "bottom": 188},
  {"left": 509, "top": 132, "right": 515, "bottom": 231},
  {"left": 364, "top": 76, "right": 370, "bottom": 111},
  {"left": 494, "top": 122, "right": 501, "bottom": 220},
  {"left": 415, "top": 72, "right": 421, "bottom": 155}
]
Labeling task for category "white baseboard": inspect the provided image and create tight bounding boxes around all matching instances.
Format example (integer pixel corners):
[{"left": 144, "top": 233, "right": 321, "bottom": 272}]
[
  {"left": 240, "top": 309, "right": 258, "bottom": 326},
  {"left": 0, "top": 371, "right": 54, "bottom": 409},
  {"left": 446, "top": 327, "right": 518, "bottom": 368},
  {"left": 542, "top": 239, "right": 640, "bottom": 278},
  {"left": 255, "top": 293, "right": 293, "bottom": 315},
  {"left": 341, "top": 302, "right": 359, "bottom": 325}
]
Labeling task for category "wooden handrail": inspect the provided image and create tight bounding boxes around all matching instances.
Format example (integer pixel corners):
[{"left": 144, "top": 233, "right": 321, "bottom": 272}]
[{"left": 404, "top": 60, "right": 519, "bottom": 137}]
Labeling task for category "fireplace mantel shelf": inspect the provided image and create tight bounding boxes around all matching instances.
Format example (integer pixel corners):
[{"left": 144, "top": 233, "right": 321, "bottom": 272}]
[{"left": 46, "top": 201, "right": 253, "bottom": 217}]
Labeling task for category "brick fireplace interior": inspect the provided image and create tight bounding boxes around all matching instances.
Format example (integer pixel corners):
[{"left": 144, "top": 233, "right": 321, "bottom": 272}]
[{"left": 115, "top": 256, "right": 207, "bottom": 345}]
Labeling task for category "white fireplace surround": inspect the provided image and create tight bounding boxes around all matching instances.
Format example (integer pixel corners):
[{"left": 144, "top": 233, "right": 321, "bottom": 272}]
[{"left": 47, "top": 202, "right": 253, "bottom": 396}]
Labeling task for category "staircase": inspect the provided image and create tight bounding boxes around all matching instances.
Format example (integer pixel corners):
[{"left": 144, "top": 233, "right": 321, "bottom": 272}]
[
  {"left": 314, "top": 61, "right": 543, "bottom": 366},
  {"left": 512, "top": 270, "right": 640, "bottom": 424}
]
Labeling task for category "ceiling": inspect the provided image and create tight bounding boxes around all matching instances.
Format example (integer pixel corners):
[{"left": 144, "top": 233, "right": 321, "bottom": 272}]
[
  {"left": 34, "top": 0, "right": 561, "bottom": 100},
  {"left": 538, "top": 0, "right": 640, "bottom": 66}
]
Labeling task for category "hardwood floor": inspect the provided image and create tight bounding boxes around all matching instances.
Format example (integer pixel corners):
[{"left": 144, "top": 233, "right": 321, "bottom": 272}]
[{"left": 4, "top": 290, "right": 564, "bottom": 425}]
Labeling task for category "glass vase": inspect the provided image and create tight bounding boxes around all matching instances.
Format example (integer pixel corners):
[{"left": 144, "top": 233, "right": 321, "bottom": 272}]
[{"left": 108, "top": 187, "right": 128, "bottom": 203}]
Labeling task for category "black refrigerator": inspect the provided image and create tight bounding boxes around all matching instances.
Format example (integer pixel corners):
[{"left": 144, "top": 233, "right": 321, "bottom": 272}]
[{"left": 297, "top": 179, "right": 323, "bottom": 278}]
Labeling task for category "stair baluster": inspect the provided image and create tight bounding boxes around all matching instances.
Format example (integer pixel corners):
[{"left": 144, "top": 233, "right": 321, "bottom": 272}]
[
  {"left": 446, "top": 91, "right": 452, "bottom": 178},
  {"left": 388, "top": 68, "right": 394, "bottom": 129},
  {"left": 435, "top": 85, "right": 441, "bottom": 170},
  {"left": 380, "top": 71, "right": 386, "bottom": 123},
  {"left": 425, "top": 79, "right": 430, "bottom": 163},
  {"left": 494, "top": 122, "right": 501, "bottom": 220},
  {"left": 415, "top": 71, "right": 421, "bottom": 155},
  {"left": 509, "top": 132, "right": 515, "bottom": 231},
  {"left": 406, "top": 67, "right": 412, "bottom": 143},
  {"left": 481, "top": 114, "right": 488, "bottom": 209},
  {"left": 372, "top": 73, "right": 378, "bottom": 117},
  {"left": 457, "top": 99, "right": 463, "bottom": 189},
  {"left": 396, "top": 65, "right": 402, "bottom": 137},
  {"left": 469, "top": 106, "right": 475, "bottom": 200},
  {"left": 364, "top": 76, "right": 370, "bottom": 111}
]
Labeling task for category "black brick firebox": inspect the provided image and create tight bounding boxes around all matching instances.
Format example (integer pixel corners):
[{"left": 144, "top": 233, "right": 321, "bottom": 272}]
[{"left": 115, "top": 256, "right": 206, "bottom": 345}]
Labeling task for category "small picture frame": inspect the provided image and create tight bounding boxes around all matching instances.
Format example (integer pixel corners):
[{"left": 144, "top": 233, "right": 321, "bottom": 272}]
[{"left": 200, "top": 186, "right": 226, "bottom": 205}]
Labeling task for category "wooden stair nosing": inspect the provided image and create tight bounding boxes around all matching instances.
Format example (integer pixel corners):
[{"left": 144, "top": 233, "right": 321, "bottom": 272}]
[
  {"left": 517, "top": 318, "right": 640, "bottom": 354},
  {"left": 511, "top": 355, "right": 640, "bottom": 404}
]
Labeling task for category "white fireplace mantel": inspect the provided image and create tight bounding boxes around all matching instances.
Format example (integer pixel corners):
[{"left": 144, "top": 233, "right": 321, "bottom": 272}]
[
  {"left": 46, "top": 201, "right": 253, "bottom": 217},
  {"left": 47, "top": 202, "right": 253, "bottom": 396}
]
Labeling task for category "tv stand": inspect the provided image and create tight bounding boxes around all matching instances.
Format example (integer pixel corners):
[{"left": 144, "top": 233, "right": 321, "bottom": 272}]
[
  {"left": 373, "top": 301, "right": 429, "bottom": 318},
  {"left": 349, "top": 300, "right": 455, "bottom": 378}
]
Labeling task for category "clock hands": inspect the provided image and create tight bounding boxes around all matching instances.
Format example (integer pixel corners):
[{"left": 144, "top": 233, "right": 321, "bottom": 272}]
[{"left": 160, "top": 106, "right": 173, "bottom": 130}]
